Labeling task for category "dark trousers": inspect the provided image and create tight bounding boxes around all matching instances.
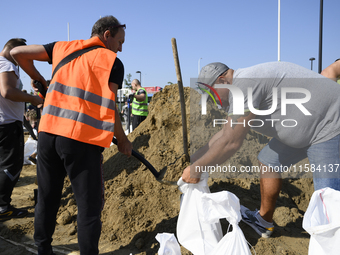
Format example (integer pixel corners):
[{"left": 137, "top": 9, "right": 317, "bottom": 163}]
[
  {"left": 0, "top": 172, "right": 20, "bottom": 208},
  {"left": 34, "top": 132, "right": 104, "bottom": 255},
  {"left": 132, "top": 114, "right": 147, "bottom": 130},
  {"left": 0, "top": 121, "right": 23, "bottom": 207}
]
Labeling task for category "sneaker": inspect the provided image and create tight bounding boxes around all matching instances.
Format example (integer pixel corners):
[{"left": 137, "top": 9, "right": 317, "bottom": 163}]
[
  {"left": 240, "top": 205, "right": 274, "bottom": 238},
  {"left": 0, "top": 205, "right": 28, "bottom": 222}
]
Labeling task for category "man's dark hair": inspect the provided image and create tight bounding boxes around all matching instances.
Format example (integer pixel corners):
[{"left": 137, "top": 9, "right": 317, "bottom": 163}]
[
  {"left": 91, "top": 15, "right": 122, "bottom": 38},
  {"left": 3, "top": 38, "right": 26, "bottom": 50}
]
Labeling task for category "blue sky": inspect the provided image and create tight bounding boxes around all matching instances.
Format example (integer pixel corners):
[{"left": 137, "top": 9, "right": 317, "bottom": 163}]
[{"left": 1, "top": 0, "right": 339, "bottom": 92}]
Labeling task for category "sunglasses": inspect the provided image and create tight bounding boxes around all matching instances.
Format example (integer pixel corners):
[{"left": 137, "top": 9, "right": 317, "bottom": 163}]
[{"left": 110, "top": 24, "right": 126, "bottom": 30}]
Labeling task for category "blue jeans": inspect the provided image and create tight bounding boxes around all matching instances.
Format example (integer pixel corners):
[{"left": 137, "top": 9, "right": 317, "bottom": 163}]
[{"left": 258, "top": 134, "right": 340, "bottom": 191}]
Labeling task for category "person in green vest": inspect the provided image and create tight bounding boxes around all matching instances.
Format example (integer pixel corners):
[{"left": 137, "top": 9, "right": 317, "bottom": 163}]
[
  {"left": 321, "top": 58, "right": 340, "bottom": 84},
  {"left": 130, "top": 79, "right": 148, "bottom": 130}
]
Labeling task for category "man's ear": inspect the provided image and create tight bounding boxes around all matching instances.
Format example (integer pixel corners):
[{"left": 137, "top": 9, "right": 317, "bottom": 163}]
[
  {"left": 216, "top": 75, "right": 227, "bottom": 84},
  {"left": 103, "top": 30, "right": 110, "bottom": 40}
]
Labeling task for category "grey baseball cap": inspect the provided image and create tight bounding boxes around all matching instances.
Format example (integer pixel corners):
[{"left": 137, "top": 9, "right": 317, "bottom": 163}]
[{"left": 198, "top": 62, "right": 229, "bottom": 87}]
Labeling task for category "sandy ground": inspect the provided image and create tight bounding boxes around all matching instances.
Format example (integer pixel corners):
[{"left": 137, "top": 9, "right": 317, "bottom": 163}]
[{"left": 0, "top": 84, "right": 315, "bottom": 254}]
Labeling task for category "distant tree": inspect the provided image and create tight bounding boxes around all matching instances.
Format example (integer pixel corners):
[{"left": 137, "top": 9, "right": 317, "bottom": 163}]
[
  {"left": 124, "top": 73, "right": 132, "bottom": 89},
  {"left": 167, "top": 81, "right": 174, "bottom": 85}
]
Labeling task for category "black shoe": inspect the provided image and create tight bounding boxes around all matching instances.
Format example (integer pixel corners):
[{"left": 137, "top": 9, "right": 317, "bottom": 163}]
[
  {"left": 37, "top": 247, "right": 56, "bottom": 255},
  {"left": 28, "top": 156, "right": 37, "bottom": 164},
  {"left": 0, "top": 205, "right": 28, "bottom": 222}
]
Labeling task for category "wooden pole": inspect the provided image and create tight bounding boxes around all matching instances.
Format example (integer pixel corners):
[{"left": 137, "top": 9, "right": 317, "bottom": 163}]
[{"left": 171, "top": 38, "right": 189, "bottom": 159}]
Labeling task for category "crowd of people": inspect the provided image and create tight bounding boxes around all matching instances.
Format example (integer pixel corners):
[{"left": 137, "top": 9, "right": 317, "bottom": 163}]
[{"left": 0, "top": 13, "right": 340, "bottom": 255}]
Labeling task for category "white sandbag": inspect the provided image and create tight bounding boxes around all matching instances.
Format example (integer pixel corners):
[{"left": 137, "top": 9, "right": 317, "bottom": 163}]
[
  {"left": 155, "top": 233, "right": 181, "bottom": 255},
  {"left": 23, "top": 135, "right": 37, "bottom": 165},
  {"left": 177, "top": 173, "right": 223, "bottom": 255},
  {"left": 200, "top": 191, "right": 252, "bottom": 255},
  {"left": 302, "top": 187, "right": 340, "bottom": 255}
]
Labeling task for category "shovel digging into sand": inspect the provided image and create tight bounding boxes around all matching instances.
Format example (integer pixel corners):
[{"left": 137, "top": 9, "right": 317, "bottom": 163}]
[
  {"left": 35, "top": 81, "right": 178, "bottom": 186},
  {"left": 112, "top": 137, "right": 177, "bottom": 186}
]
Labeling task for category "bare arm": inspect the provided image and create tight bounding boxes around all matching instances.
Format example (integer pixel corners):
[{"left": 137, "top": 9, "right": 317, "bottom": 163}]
[
  {"left": 10, "top": 45, "right": 49, "bottom": 89},
  {"left": 321, "top": 60, "right": 340, "bottom": 82},
  {"left": 190, "top": 121, "right": 226, "bottom": 163},
  {"left": 0, "top": 71, "right": 43, "bottom": 106},
  {"left": 133, "top": 90, "right": 146, "bottom": 102},
  {"left": 110, "top": 82, "right": 132, "bottom": 157},
  {"left": 182, "top": 112, "right": 255, "bottom": 183}
]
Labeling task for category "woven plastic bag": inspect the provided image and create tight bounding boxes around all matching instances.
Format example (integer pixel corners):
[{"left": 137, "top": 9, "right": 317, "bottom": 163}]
[
  {"left": 23, "top": 133, "right": 37, "bottom": 165},
  {"left": 177, "top": 173, "right": 223, "bottom": 255},
  {"left": 200, "top": 191, "right": 252, "bottom": 255},
  {"left": 156, "top": 233, "right": 181, "bottom": 255},
  {"left": 302, "top": 187, "right": 340, "bottom": 255}
]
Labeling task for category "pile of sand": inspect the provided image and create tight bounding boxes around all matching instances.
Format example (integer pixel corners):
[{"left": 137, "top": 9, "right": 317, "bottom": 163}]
[
  {"left": 0, "top": 84, "right": 314, "bottom": 255},
  {"left": 99, "top": 84, "right": 314, "bottom": 254}
]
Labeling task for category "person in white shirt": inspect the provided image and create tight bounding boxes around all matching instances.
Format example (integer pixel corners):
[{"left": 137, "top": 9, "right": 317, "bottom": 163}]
[{"left": 0, "top": 38, "right": 43, "bottom": 222}]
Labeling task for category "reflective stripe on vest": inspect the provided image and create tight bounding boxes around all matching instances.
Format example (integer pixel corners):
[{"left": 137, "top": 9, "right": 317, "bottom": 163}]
[
  {"left": 38, "top": 37, "right": 117, "bottom": 148},
  {"left": 48, "top": 82, "right": 116, "bottom": 111},
  {"left": 43, "top": 105, "right": 115, "bottom": 131},
  {"left": 132, "top": 88, "right": 148, "bottom": 116},
  {"left": 43, "top": 82, "right": 116, "bottom": 132}
]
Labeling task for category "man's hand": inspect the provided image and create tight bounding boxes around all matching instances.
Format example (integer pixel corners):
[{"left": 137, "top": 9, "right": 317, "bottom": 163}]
[
  {"left": 30, "top": 95, "right": 44, "bottom": 106},
  {"left": 32, "top": 79, "right": 47, "bottom": 96},
  {"left": 117, "top": 136, "right": 132, "bottom": 157},
  {"left": 181, "top": 166, "right": 201, "bottom": 183}
]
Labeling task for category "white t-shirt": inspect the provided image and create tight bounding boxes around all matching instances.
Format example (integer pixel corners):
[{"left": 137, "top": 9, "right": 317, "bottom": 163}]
[{"left": 0, "top": 56, "right": 24, "bottom": 124}]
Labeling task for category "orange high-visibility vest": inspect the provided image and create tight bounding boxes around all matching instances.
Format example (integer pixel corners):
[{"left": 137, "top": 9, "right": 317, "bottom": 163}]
[{"left": 39, "top": 37, "right": 117, "bottom": 148}]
